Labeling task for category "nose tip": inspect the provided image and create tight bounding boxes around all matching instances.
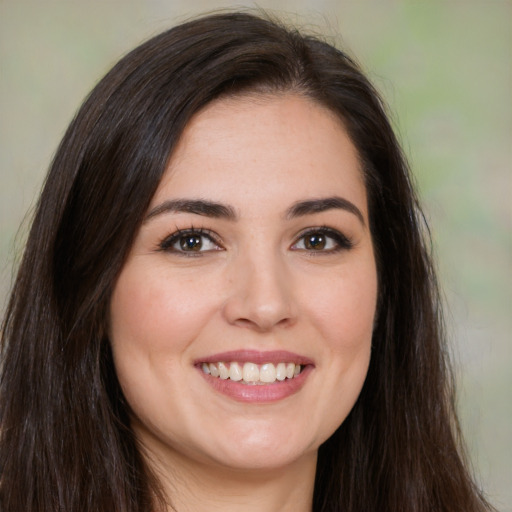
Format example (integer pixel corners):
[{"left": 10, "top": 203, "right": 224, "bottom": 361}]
[
  {"left": 222, "top": 261, "right": 297, "bottom": 332},
  {"left": 229, "top": 302, "right": 294, "bottom": 332}
]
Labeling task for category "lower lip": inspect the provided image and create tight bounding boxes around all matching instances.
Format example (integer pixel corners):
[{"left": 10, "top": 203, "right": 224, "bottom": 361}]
[{"left": 197, "top": 365, "right": 313, "bottom": 403}]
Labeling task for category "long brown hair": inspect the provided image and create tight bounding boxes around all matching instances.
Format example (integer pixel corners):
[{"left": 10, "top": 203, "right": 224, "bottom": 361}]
[{"left": 0, "top": 11, "right": 494, "bottom": 511}]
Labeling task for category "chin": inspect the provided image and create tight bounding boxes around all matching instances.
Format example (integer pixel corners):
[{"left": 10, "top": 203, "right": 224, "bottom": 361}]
[
  {"left": 212, "top": 444, "right": 316, "bottom": 473},
  {"left": 198, "top": 421, "right": 321, "bottom": 472}
]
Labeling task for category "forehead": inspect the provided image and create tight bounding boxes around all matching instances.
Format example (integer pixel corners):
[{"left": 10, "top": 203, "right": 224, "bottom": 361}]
[{"left": 152, "top": 93, "right": 367, "bottom": 216}]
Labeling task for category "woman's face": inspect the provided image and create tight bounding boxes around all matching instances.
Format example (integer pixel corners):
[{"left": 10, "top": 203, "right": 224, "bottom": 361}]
[{"left": 110, "top": 94, "right": 378, "bottom": 474}]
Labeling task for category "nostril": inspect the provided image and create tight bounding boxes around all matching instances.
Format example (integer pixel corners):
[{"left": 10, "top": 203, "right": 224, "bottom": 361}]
[
  {"left": 232, "top": 314, "right": 294, "bottom": 333},
  {"left": 233, "top": 318, "right": 255, "bottom": 329}
]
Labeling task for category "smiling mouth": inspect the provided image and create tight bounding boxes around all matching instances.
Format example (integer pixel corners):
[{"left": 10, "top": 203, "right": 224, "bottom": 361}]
[{"left": 201, "top": 361, "right": 303, "bottom": 385}]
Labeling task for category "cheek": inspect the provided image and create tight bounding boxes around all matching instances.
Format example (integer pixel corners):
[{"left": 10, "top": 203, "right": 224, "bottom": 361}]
[
  {"left": 306, "top": 261, "right": 378, "bottom": 355},
  {"left": 108, "top": 264, "right": 222, "bottom": 429},
  {"left": 109, "top": 265, "right": 216, "bottom": 358},
  {"left": 307, "top": 265, "right": 376, "bottom": 435}
]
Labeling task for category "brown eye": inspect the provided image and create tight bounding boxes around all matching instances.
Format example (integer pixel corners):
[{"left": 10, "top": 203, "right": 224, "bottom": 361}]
[
  {"left": 291, "top": 228, "right": 353, "bottom": 253},
  {"left": 304, "top": 233, "right": 326, "bottom": 250},
  {"left": 160, "top": 229, "right": 222, "bottom": 254},
  {"left": 180, "top": 235, "right": 203, "bottom": 251}
]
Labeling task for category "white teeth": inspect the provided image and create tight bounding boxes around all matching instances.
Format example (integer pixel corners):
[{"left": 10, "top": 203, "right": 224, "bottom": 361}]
[
  {"left": 201, "top": 361, "right": 304, "bottom": 383},
  {"left": 276, "top": 363, "right": 286, "bottom": 381},
  {"left": 243, "top": 362, "right": 259, "bottom": 383},
  {"left": 229, "top": 362, "right": 243, "bottom": 381},
  {"left": 260, "top": 363, "right": 277, "bottom": 383},
  {"left": 209, "top": 363, "right": 219, "bottom": 378},
  {"left": 218, "top": 361, "right": 229, "bottom": 380}
]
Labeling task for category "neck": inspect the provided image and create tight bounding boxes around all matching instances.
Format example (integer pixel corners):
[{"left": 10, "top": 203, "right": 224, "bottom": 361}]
[{"left": 145, "top": 445, "right": 317, "bottom": 512}]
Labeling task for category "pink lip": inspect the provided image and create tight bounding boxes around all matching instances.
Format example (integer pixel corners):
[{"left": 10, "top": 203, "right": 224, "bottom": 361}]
[
  {"left": 195, "top": 349, "right": 314, "bottom": 366},
  {"left": 195, "top": 350, "right": 315, "bottom": 403}
]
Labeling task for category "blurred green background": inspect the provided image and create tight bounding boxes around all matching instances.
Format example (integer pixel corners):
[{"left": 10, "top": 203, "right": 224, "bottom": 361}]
[{"left": 1, "top": 0, "right": 510, "bottom": 508}]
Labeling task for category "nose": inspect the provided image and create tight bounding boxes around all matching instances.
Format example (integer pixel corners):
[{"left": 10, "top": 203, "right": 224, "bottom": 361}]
[{"left": 222, "top": 251, "right": 298, "bottom": 333}]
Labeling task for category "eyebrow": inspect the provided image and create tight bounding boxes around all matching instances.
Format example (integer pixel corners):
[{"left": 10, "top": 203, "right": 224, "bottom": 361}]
[
  {"left": 286, "top": 196, "right": 365, "bottom": 225},
  {"left": 145, "top": 196, "right": 365, "bottom": 225},
  {"left": 145, "top": 199, "right": 237, "bottom": 222}
]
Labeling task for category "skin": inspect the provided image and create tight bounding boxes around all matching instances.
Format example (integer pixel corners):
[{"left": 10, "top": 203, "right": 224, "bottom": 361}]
[{"left": 109, "top": 93, "right": 378, "bottom": 511}]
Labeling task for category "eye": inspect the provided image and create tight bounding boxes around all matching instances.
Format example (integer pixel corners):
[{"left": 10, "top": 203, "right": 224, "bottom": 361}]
[
  {"left": 291, "top": 228, "right": 353, "bottom": 253},
  {"left": 159, "top": 229, "right": 222, "bottom": 254}
]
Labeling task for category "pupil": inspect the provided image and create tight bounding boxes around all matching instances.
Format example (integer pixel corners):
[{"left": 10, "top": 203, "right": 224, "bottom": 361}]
[
  {"left": 180, "top": 235, "right": 202, "bottom": 251},
  {"left": 306, "top": 233, "right": 325, "bottom": 250}
]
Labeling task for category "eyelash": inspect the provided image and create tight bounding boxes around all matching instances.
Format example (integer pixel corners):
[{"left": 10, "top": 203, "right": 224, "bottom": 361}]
[
  {"left": 291, "top": 226, "right": 353, "bottom": 253},
  {"left": 158, "top": 226, "right": 353, "bottom": 255},
  {"left": 158, "top": 227, "right": 222, "bottom": 255}
]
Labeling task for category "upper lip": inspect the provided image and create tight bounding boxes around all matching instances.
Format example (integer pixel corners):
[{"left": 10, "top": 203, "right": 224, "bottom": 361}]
[{"left": 195, "top": 350, "right": 314, "bottom": 366}]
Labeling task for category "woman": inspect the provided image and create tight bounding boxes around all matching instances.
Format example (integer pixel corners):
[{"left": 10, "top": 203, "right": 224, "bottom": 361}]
[{"left": 0, "top": 11, "right": 494, "bottom": 512}]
